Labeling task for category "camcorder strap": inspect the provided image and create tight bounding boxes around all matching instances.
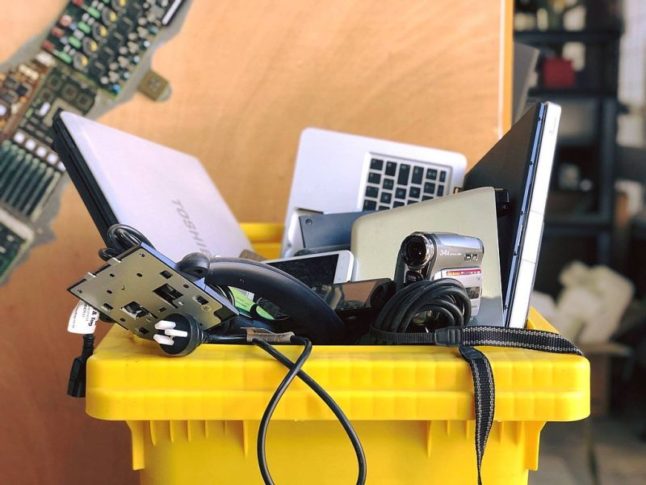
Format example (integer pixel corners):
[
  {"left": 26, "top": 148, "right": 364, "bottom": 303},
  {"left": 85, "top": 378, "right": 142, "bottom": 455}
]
[{"left": 367, "top": 324, "right": 583, "bottom": 485}]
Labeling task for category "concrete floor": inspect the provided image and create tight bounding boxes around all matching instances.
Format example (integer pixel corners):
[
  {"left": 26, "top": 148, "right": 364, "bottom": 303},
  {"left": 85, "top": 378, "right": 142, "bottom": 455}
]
[{"left": 531, "top": 418, "right": 646, "bottom": 485}]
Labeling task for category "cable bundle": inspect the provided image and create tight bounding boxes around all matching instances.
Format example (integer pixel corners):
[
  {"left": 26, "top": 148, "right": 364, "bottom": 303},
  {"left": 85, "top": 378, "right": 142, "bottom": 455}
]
[
  {"left": 98, "top": 224, "right": 152, "bottom": 260},
  {"left": 368, "top": 279, "right": 471, "bottom": 343}
]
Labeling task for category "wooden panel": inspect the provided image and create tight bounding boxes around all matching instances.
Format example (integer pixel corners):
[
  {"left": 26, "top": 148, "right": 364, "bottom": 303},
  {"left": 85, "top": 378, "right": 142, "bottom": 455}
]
[
  {"left": 103, "top": 0, "right": 509, "bottom": 221},
  {"left": 0, "top": 1, "right": 510, "bottom": 484}
]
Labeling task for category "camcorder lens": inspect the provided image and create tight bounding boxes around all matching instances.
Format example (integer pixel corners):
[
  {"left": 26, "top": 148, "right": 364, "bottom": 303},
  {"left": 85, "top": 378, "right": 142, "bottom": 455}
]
[{"left": 403, "top": 235, "right": 431, "bottom": 267}]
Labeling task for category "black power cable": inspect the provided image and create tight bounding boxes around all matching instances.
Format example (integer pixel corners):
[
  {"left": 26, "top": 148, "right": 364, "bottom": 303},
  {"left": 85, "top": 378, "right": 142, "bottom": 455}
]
[
  {"left": 67, "top": 334, "right": 95, "bottom": 397},
  {"left": 253, "top": 336, "right": 312, "bottom": 485},
  {"left": 205, "top": 333, "right": 367, "bottom": 485},
  {"left": 252, "top": 338, "right": 367, "bottom": 485}
]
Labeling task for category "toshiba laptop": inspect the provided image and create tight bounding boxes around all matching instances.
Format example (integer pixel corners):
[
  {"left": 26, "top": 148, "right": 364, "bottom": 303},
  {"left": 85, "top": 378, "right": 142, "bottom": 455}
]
[
  {"left": 464, "top": 102, "right": 561, "bottom": 328},
  {"left": 282, "top": 128, "right": 468, "bottom": 256},
  {"left": 52, "top": 112, "right": 250, "bottom": 261}
]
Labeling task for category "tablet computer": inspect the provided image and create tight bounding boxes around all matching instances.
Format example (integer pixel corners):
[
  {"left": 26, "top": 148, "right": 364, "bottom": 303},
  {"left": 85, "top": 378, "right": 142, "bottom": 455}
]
[{"left": 464, "top": 102, "right": 561, "bottom": 328}]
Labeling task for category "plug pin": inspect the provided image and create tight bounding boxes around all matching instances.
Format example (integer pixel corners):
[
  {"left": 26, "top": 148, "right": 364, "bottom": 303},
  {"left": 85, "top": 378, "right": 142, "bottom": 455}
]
[
  {"left": 153, "top": 334, "right": 175, "bottom": 346},
  {"left": 155, "top": 320, "right": 176, "bottom": 330},
  {"left": 164, "top": 329, "right": 189, "bottom": 338}
]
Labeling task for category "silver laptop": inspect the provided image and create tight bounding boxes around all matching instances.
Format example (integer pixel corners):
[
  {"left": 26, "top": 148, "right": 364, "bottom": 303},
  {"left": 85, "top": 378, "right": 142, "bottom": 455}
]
[
  {"left": 351, "top": 187, "right": 504, "bottom": 326},
  {"left": 53, "top": 112, "right": 251, "bottom": 262},
  {"left": 282, "top": 128, "right": 467, "bottom": 256}
]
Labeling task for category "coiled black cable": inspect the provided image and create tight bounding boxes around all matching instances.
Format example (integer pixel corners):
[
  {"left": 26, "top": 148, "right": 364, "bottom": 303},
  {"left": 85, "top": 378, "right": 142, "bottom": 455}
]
[
  {"left": 372, "top": 278, "right": 471, "bottom": 336},
  {"left": 98, "top": 224, "right": 153, "bottom": 260}
]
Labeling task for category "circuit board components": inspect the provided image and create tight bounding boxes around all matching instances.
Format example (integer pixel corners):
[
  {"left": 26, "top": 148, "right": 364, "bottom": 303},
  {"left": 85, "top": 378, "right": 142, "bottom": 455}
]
[{"left": 0, "top": 0, "right": 190, "bottom": 284}]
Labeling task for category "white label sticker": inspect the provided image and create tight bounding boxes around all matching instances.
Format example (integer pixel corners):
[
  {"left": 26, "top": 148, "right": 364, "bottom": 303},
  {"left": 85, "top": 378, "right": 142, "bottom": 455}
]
[{"left": 68, "top": 301, "right": 99, "bottom": 335}]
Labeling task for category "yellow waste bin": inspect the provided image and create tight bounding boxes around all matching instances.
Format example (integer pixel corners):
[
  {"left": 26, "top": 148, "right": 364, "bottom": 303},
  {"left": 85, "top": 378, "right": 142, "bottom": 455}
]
[{"left": 85, "top": 224, "right": 590, "bottom": 485}]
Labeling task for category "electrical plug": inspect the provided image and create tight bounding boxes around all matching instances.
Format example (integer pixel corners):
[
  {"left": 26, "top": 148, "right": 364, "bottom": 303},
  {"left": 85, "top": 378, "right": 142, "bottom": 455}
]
[
  {"left": 153, "top": 314, "right": 300, "bottom": 356},
  {"left": 153, "top": 313, "right": 206, "bottom": 356}
]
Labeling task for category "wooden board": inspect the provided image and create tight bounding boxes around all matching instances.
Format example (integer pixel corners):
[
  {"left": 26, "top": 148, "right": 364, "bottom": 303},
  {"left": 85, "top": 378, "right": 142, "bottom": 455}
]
[{"left": 0, "top": 1, "right": 511, "bottom": 483}]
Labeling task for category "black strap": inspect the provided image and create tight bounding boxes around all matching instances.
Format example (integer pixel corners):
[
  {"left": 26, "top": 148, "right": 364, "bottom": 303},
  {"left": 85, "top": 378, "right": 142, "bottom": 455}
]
[
  {"left": 368, "top": 324, "right": 582, "bottom": 484},
  {"left": 368, "top": 325, "right": 583, "bottom": 355},
  {"left": 458, "top": 326, "right": 583, "bottom": 355},
  {"left": 459, "top": 346, "right": 494, "bottom": 485}
]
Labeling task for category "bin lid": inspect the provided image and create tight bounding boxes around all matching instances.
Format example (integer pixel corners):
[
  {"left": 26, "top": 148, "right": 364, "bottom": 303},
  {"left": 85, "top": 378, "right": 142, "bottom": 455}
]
[{"left": 85, "top": 308, "right": 590, "bottom": 422}]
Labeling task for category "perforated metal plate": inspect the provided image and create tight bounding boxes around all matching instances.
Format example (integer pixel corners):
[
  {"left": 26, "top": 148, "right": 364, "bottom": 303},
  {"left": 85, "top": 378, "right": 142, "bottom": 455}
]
[{"left": 68, "top": 244, "right": 237, "bottom": 339}]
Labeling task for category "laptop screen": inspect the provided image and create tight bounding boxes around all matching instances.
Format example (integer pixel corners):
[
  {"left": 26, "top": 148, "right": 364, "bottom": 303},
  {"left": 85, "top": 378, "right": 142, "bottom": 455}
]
[
  {"left": 53, "top": 112, "right": 251, "bottom": 261},
  {"left": 464, "top": 102, "right": 560, "bottom": 327}
]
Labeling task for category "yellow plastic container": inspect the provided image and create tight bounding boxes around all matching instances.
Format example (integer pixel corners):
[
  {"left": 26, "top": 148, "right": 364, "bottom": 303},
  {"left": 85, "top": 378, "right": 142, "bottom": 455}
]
[{"left": 85, "top": 224, "right": 590, "bottom": 485}]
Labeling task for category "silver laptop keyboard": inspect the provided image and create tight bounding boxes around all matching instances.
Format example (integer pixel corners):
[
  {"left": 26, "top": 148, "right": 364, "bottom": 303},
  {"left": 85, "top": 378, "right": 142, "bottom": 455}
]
[{"left": 362, "top": 157, "right": 450, "bottom": 210}]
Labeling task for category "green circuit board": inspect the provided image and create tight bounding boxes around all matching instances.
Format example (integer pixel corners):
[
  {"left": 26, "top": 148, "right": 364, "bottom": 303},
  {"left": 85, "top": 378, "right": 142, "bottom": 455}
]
[{"left": 0, "top": 0, "right": 190, "bottom": 284}]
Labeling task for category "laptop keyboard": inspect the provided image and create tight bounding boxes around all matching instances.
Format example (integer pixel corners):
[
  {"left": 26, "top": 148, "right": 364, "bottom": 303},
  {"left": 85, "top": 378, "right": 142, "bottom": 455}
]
[{"left": 362, "top": 157, "right": 450, "bottom": 211}]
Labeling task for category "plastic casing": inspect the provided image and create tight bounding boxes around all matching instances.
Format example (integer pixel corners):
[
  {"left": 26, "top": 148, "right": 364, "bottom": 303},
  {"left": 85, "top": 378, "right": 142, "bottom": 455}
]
[
  {"left": 85, "top": 224, "right": 590, "bottom": 485},
  {"left": 264, "top": 249, "right": 354, "bottom": 284}
]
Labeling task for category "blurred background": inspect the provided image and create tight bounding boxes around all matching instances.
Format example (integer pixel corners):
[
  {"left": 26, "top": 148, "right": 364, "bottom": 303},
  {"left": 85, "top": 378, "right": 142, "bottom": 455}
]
[{"left": 515, "top": 0, "right": 646, "bottom": 483}]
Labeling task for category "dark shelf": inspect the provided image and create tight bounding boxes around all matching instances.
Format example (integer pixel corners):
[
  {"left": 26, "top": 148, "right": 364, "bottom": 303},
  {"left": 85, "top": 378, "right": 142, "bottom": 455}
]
[
  {"left": 545, "top": 213, "right": 613, "bottom": 229},
  {"left": 515, "top": 13, "right": 621, "bottom": 270},
  {"left": 528, "top": 88, "right": 617, "bottom": 99},
  {"left": 544, "top": 213, "right": 614, "bottom": 243},
  {"left": 544, "top": 225, "right": 608, "bottom": 237},
  {"left": 557, "top": 136, "right": 597, "bottom": 147},
  {"left": 514, "top": 30, "right": 621, "bottom": 44}
]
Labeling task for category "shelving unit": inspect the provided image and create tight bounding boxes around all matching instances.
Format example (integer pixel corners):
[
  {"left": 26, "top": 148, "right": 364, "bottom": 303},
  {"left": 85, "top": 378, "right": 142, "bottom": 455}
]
[
  {"left": 516, "top": 29, "right": 620, "bottom": 44},
  {"left": 514, "top": 2, "right": 622, "bottom": 294}
]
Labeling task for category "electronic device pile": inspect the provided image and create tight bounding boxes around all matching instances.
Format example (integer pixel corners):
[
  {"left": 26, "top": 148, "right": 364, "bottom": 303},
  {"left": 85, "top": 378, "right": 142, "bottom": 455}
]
[{"left": 58, "top": 104, "right": 582, "bottom": 485}]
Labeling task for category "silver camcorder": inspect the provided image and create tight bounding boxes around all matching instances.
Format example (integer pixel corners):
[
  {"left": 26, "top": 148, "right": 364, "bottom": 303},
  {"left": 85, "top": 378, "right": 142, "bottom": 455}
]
[{"left": 394, "top": 232, "right": 484, "bottom": 316}]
